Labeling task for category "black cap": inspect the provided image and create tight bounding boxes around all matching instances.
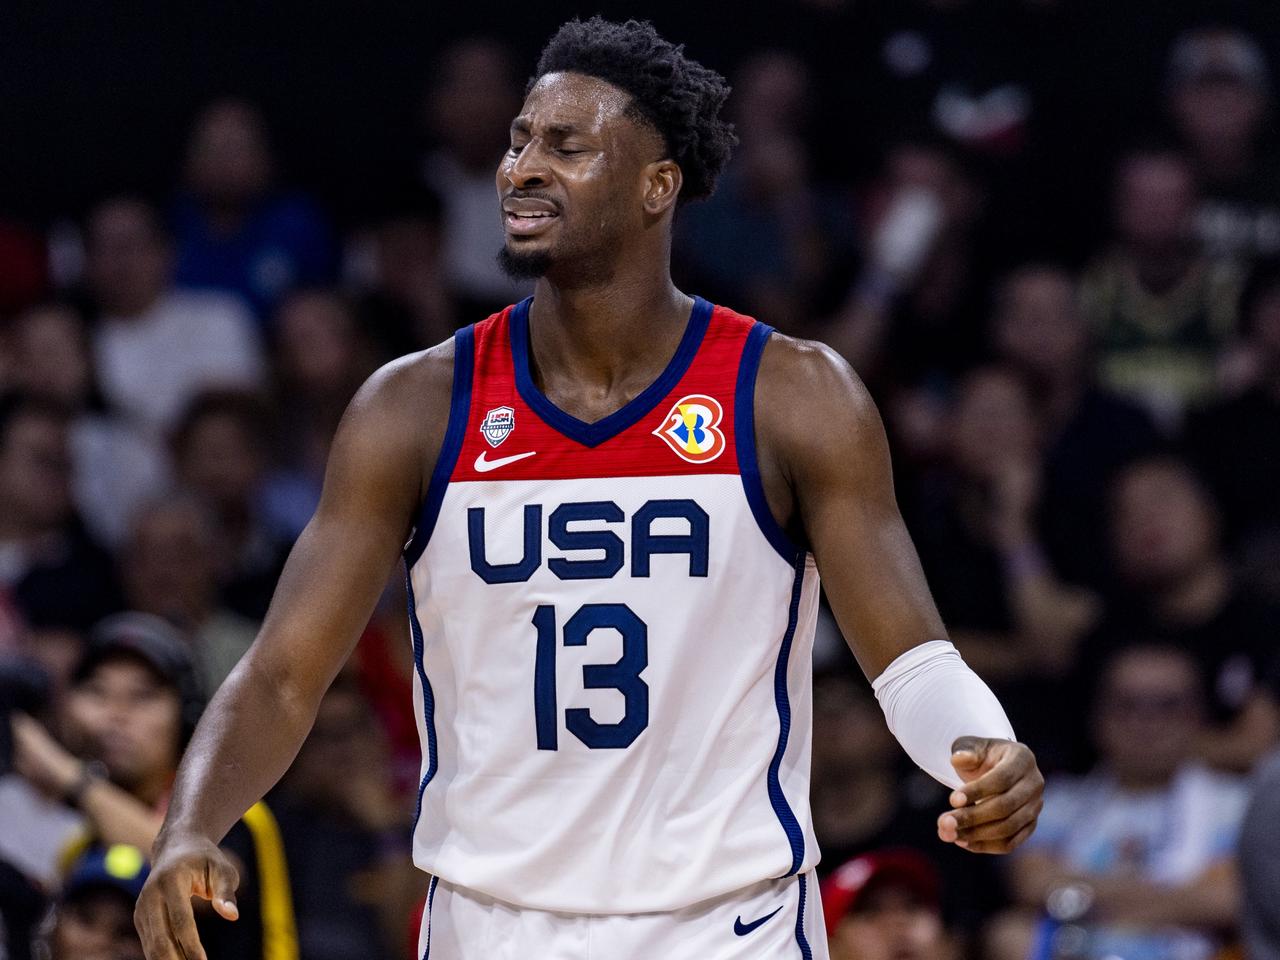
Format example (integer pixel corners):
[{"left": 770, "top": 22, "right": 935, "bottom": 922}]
[
  {"left": 63, "top": 844, "right": 150, "bottom": 903},
  {"left": 74, "top": 613, "right": 206, "bottom": 744}
]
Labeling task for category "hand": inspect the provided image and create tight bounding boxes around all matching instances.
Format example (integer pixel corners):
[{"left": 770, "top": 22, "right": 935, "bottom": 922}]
[
  {"left": 134, "top": 832, "right": 240, "bottom": 960},
  {"left": 936, "top": 736, "right": 1043, "bottom": 854},
  {"left": 11, "top": 711, "right": 82, "bottom": 798}
]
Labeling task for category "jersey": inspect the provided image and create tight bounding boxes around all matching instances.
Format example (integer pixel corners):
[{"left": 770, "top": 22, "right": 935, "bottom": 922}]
[{"left": 402, "top": 295, "right": 821, "bottom": 914}]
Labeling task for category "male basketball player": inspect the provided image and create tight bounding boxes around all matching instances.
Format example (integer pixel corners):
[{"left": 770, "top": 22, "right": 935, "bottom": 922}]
[{"left": 136, "top": 18, "right": 1042, "bottom": 960}]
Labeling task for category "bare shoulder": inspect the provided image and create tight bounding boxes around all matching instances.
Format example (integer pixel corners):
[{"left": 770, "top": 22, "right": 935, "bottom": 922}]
[
  {"left": 755, "top": 331, "right": 884, "bottom": 465},
  {"left": 351, "top": 337, "right": 456, "bottom": 423}
]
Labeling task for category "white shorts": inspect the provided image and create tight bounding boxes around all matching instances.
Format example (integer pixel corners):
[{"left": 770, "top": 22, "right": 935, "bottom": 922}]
[{"left": 416, "top": 871, "right": 829, "bottom": 960}]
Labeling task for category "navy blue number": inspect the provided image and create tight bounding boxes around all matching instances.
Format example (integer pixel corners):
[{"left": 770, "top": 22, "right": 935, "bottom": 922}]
[{"left": 531, "top": 603, "right": 649, "bottom": 750}]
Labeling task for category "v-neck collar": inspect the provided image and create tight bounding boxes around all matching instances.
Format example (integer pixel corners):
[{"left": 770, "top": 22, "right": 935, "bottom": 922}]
[{"left": 510, "top": 294, "right": 713, "bottom": 448}]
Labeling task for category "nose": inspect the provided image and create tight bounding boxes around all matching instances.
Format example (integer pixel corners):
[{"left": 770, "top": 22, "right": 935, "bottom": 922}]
[{"left": 502, "top": 141, "right": 550, "bottom": 190}]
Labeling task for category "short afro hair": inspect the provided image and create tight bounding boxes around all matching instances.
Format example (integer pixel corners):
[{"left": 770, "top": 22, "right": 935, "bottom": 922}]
[{"left": 533, "top": 17, "right": 737, "bottom": 204}]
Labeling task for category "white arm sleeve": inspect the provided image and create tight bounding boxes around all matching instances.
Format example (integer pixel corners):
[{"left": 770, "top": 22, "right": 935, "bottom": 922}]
[{"left": 870, "top": 640, "right": 1016, "bottom": 789}]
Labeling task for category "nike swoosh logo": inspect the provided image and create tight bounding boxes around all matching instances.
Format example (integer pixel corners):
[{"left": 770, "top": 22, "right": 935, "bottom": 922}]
[
  {"left": 473, "top": 450, "right": 537, "bottom": 473},
  {"left": 733, "top": 905, "right": 783, "bottom": 936}
]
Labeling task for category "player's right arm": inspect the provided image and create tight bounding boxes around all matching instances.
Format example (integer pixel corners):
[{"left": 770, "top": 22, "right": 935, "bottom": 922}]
[{"left": 134, "top": 341, "right": 455, "bottom": 960}]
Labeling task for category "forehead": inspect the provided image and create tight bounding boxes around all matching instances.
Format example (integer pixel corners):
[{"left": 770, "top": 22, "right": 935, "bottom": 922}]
[
  {"left": 516, "top": 71, "right": 640, "bottom": 137},
  {"left": 81, "top": 654, "right": 171, "bottom": 692}
]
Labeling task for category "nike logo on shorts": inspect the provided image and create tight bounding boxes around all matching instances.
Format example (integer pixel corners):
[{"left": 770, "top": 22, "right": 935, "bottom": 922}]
[
  {"left": 733, "top": 905, "right": 783, "bottom": 936},
  {"left": 473, "top": 450, "right": 537, "bottom": 473}
]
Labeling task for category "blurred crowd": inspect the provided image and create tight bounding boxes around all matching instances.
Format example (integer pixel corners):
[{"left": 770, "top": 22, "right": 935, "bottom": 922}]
[{"left": 2, "top": 4, "right": 1280, "bottom": 959}]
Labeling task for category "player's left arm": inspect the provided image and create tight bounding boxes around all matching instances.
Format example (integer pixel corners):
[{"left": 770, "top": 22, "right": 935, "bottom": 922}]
[{"left": 755, "top": 334, "right": 1044, "bottom": 854}]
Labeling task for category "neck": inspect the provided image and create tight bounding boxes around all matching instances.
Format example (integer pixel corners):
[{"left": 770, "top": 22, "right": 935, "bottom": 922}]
[
  {"left": 527, "top": 253, "right": 691, "bottom": 392},
  {"left": 1110, "top": 764, "right": 1177, "bottom": 792},
  {"left": 1149, "top": 559, "right": 1230, "bottom": 624}
]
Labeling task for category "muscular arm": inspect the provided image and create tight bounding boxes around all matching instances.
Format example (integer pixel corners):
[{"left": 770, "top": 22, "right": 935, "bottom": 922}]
[
  {"left": 137, "top": 344, "right": 453, "bottom": 959},
  {"left": 755, "top": 334, "right": 1042, "bottom": 852}
]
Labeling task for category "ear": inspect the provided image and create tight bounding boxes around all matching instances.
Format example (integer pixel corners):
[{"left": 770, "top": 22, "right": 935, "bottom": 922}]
[{"left": 642, "top": 159, "right": 682, "bottom": 217}]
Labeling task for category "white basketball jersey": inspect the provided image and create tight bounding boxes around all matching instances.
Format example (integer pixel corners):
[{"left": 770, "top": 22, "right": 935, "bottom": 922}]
[{"left": 403, "top": 296, "right": 821, "bottom": 914}]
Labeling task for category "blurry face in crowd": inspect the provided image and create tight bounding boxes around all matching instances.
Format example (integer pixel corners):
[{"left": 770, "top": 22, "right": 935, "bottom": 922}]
[
  {"left": 829, "top": 884, "right": 946, "bottom": 960},
  {"left": 11, "top": 306, "right": 94, "bottom": 408},
  {"left": 1095, "top": 648, "right": 1202, "bottom": 787},
  {"left": 496, "top": 71, "right": 668, "bottom": 282},
  {"left": 66, "top": 656, "right": 182, "bottom": 794},
  {"left": 49, "top": 888, "right": 145, "bottom": 960},
  {"left": 276, "top": 291, "right": 361, "bottom": 393},
  {"left": 0, "top": 408, "right": 72, "bottom": 533},
  {"left": 176, "top": 410, "right": 265, "bottom": 512},
  {"left": 1111, "top": 461, "right": 1218, "bottom": 588},
  {"left": 374, "top": 214, "right": 443, "bottom": 299},
  {"left": 733, "top": 51, "right": 811, "bottom": 138},
  {"left": 1171, "top": 67, "right": 1267, "bottom": 163},
  {"left": 85, "top": 200, "right": 171, "bottom": 317},
  {"left": 185, "top": 99, "right": 272, "bottom": 207},
  {"left": 430, "top": 39, "right": 521, "bottom": 169},
  {"left": 811, "top": 678, "right": 899, "bottom": 842},
  {"left": 948, "top": 368, "right": 1040, "bottom": 479},
  {"left": 123, "top": 502, "right": 221, "bottom": 625},
  {"left": 874, "top": 144, "right": 979, "bottom": 235},
  {"left": 994, "top": 267, "right": 1087, "bottom": 379},
  {"left": 1114, "top": 154, "right": 1196, "bottom": 251}
]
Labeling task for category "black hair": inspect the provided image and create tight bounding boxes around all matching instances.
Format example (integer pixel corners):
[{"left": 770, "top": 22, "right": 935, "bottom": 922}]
[{"left": 533, "top": 17, "right": 736, "bottom": 204}]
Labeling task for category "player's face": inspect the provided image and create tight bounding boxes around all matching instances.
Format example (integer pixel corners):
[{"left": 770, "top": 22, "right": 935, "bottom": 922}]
[{"left": 496, "top": 71, "right": 665, "bottom": 280}]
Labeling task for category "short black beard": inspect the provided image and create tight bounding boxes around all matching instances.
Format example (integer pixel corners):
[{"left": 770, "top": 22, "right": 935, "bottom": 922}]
[{"left": 498, "top": 246, "right": 553, "bottom": 280}]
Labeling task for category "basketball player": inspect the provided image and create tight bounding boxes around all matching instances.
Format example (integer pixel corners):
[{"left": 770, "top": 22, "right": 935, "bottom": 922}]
[{"left": 135, "top": 18, "right": 1043, "bottom": 960}]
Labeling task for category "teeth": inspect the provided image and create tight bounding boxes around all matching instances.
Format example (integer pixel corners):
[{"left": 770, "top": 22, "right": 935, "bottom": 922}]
[{"left": 511, "top": 211, "right": 555, "bottom": 218}]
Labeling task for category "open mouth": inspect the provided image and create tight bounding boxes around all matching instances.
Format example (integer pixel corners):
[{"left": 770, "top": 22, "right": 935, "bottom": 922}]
[{"left": 505, "top": 209, "right": 559, "bottom": 236}]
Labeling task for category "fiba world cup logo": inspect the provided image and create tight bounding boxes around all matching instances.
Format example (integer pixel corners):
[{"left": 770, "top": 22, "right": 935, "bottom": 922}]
[{"left": 654, "top": 394, "right": 726, "bottom": 464}]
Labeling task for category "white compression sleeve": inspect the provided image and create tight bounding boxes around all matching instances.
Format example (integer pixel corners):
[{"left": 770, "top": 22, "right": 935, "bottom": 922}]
[{"left": 870, "top": 640, "right": 1016, "bottom": 790}]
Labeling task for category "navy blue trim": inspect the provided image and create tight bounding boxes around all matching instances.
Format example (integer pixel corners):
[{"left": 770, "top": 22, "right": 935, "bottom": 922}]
[
  {"left": 510, "top": 295, "right": 713, "bottom": 448},
  {"left": 405, "top": 568, "right": 439, "bottom": 846},
  {"left": 405, "top": 325, "right": 475, "bottom": 568},
  {"left": 768, "top": 559, "right": 808, "bottom": 877},
  {"left": 735, "top": 322, "right": 804, "bottom": 563},
  {"left": 421, "top": 875, "right": 438, "bottom": 960},
  {"left": 795, "top": 874, "right": 814, "bottom": 960}
]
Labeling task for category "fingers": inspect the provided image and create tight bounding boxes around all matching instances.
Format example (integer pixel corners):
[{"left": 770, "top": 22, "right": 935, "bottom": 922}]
[
  {"left": 206, "top": 857, "right": 240, "bottom": 921},
  {"left": 941, "top": 767, "right": 1041, "bottom": 835},
  {"left": 953, "top": 796, "right": 1043, "bottom": 845},
  {"left": 955, "top": 819, "right": 1038, "bottom": 854},
  {"left": 949, "top": 740, "right": 1035, "bottom": 806},
  {"left": 135, "top": 886, "right": 186, "bottom": 960},
  {"left": 161, "top": 876, "right": 208, "bottom": 960}
]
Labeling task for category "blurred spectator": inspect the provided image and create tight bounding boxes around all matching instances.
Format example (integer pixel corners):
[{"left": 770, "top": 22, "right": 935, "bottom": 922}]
[
  {"left": 0, "top": 216, "right": 48, "bottom": 319},
  {"left": 996, "top": 644, "right": 1245, "bottom": 960},
  {"left": 821, "top": 137, "right": 989, "bottom": 386},
  {"left": 423, "top": 37, "right": 529, "bottom": 318},
  {"left": 1166, "top": 28, "right": 1280, "bottom": 268},
  {"left": 120, "top": 498, "right": 257, "bottom": 696},
  {"left": 10, "top": 613, "right": 298, "bottom": 959},
  {"left": 990, "top": 264, "right": 1162, "bottom": 590},
  {"left": 1240, "top": 749, "right": 1280, "bottom": 960},
  {"left": 810, "top": 671, "right": 1003, "bottom": 940},
  {"left": 1186, "top": 259, "right": 1280, "bottom": 598},
  {"left": 173, "top": 99, "right": 337, "bottom": 322},
  {"left": 822, "top": 849, "right": 953, "bottom": 960},
  {"left": 85, "top": 197, "right": 267, "bottom": 437},
  {"left": 171, "top": 390, "right": 293, "bottom": 621},
  {"left": 0, "top": 394, "right": 121, "bottom": 634},
  {"left": 1077, "top": 456, "right": 1280, "bottom": 771},
  {"left": 264, "top": 290, "right": 379, "bottom": 539},
  {"left": 5, "top": 303, "right": 168, "bottom": 548},
  {"left": 38, "top": 844, "right": 148, "bottom": 960},
  {"left": 348, "top": 186, "right": 457, "bottom": 357},
  {"left": 270, "top": 671, "right": 418, "bottom": 960},
  {"left": 908, "top": 366, "right": 1099, "bottom": 769},
  {"left": 676, "top": 53, "right": 854, "bottom": 331},
  {"left": 1080, "top": 147, "right": 1242, "bottom": 427}
]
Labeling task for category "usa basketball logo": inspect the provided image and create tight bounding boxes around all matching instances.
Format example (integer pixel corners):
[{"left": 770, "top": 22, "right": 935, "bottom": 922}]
[
  {"left": 480, "top": 406, "right": 515, "bottom": 447},
  {"left": 654, "top": 394, "right": 726, "bottom": 464}
]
